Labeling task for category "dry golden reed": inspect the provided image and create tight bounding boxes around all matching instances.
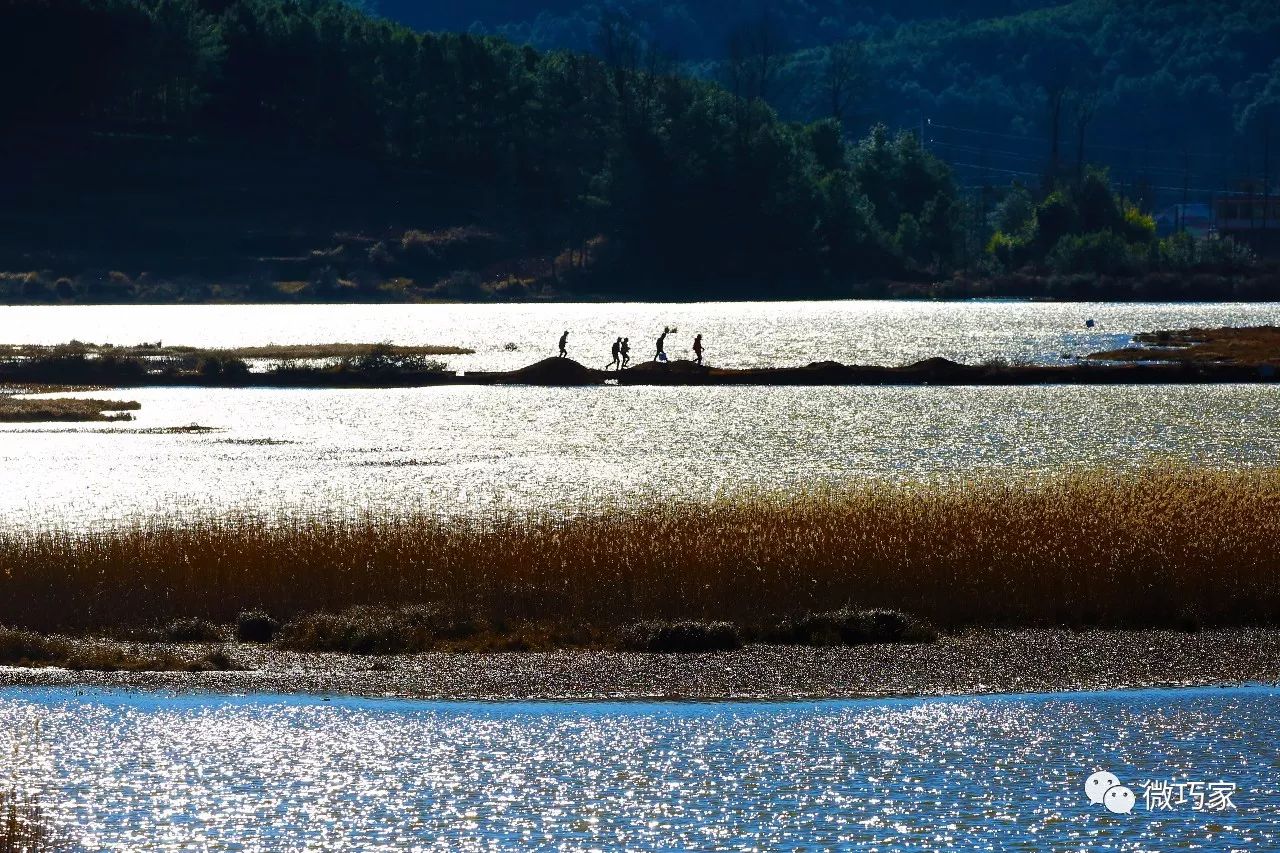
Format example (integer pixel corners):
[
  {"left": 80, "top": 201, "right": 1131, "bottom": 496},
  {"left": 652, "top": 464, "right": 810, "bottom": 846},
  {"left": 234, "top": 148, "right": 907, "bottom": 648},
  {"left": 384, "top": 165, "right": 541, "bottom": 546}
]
[
  {"left": 0, "top": 787, "right": 54, "bottom": 852},
  {"left": 3, "top": 466, "right": 1279, "bottom": 633}
]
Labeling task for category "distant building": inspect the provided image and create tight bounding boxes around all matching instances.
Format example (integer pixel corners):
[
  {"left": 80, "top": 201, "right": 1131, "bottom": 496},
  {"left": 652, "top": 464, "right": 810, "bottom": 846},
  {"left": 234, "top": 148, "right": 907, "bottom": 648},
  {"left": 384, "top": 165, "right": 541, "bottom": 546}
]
[
  {"left": 1214, "top": 190, "right": 1280, "bottom": 257},
  {"left": 1155, "top": 203, "right": 1212, "bottom": 239}
]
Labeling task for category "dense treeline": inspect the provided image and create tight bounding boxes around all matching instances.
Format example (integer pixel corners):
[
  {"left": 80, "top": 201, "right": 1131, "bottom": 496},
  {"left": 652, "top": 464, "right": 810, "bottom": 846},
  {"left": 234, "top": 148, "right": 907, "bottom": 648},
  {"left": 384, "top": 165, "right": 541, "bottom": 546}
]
[
  {"left": 0, "top": 0, "right": 1275, "bottom": 304},
  {"left": 375, "top": 0, "right": 1057, "bottom": 61},
  {"left": 951, "top": 171, "right": 1277, "bottom": 301},
  {"left": 384, "top": 0, "right": 1280, "bottom": 192},
  {"left": 0, "top": 0, "right": 963, "bottom": 298}
]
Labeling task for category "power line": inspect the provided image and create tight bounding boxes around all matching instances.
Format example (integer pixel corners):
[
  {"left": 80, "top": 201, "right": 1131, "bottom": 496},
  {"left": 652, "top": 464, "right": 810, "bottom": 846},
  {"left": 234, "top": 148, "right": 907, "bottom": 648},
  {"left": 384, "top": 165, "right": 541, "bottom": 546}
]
[
  {"left": 937, "top": 141, "right": 1206, "bottom": 177},
  {"left": 927, "top": 119, "right": 1227, "bottom": 160},
  {"left": 951, "top": 170, "right": 1262, "bottom": 199},
  {"left": 944, "top": 161, "right": 1041, "bottom": 177},
  {"left": 926, "top": 140, "right": 1045, "bottom": 164}
]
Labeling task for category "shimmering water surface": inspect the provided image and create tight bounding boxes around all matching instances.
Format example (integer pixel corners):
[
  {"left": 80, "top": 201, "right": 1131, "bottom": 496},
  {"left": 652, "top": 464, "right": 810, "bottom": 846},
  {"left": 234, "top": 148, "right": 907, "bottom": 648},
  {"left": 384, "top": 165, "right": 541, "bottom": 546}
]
[
  {"left": 3, "top": 301, "right": 1280, "bottom": 526},
  {"left": 1, "top": 685, "right": 1276, "bottom": 850},
  {"left": 6, "top": 300, "right": 1280, "bottom": 371}
]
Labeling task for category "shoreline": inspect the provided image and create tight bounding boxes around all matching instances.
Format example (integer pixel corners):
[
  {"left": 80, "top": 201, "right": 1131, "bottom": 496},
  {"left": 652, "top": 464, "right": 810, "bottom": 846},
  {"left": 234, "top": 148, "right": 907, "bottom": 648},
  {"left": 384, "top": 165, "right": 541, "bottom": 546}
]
[
  {"left": 3, "top": 629, "right": 1277, "bottom": 701},
  {"left": 3, "top": 326, "right": 1280, "bottom": 393},
  {"left": 3, "top": 354, "right": 1278, "bottom": 391}
]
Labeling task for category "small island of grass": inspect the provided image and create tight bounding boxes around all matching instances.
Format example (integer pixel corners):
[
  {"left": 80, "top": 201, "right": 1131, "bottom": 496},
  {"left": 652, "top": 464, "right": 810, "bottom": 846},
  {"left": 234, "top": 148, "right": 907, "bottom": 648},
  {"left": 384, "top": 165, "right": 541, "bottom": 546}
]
[
  {"left": 1089, "top": 325, "right": 1280, "bottom": 368},
  {"left": 5, "top": 332, "right": 1280, "bottom": 392},
  {"left": 0, "top": 396, "right": 140, "bottom": 423}
]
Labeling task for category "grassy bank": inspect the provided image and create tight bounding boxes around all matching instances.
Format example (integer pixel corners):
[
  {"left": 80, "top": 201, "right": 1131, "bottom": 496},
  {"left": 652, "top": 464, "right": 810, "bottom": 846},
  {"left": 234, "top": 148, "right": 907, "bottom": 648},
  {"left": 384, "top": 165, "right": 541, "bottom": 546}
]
[
  {"left": 0, "top": 396, "right": 139, "bottom": 423},
  {"left": 0, "top": 342, "right": 473, "bottom": 360},
  {"left": 0, "top": 343, "right": 457, "bottom": 388},
  {"left": 0, "top": 626, "right": 233, "bottom": 672},
  {"left": 2, "top": 467, "right": 1278, "bottom": 638},
  {"left": 4, "top": 349, "right": 1280, "bottom": 393},
  {"left": 1090, "top": 325, "right": 1280, "bottom": 367}
]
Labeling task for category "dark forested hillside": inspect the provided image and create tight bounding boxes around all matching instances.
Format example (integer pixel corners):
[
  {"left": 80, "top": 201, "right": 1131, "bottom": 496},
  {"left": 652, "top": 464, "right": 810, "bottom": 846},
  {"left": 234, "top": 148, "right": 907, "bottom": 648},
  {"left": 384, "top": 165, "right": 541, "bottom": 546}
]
[
  {"left": 0, "top": 0, "right": 962, "bottom": 302},
  {"left": 376, "top": 0, "right": 1280, "bottom": 214},
  {"left": 372, "top": 0, "right": 1058, "bottom": 59},
  {"left": 0, "top": 0, "right": 1274, "bottom": 305}
]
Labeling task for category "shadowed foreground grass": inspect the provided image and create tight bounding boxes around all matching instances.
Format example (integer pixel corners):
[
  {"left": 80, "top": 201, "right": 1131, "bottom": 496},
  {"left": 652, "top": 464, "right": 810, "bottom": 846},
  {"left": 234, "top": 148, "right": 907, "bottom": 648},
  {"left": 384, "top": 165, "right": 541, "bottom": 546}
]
[
  {"left": 1, "top": 787, "right": 55, "bottom": 852},
  {"left": 0, "top": 626, "right": 235, "bottom": 671},
  {"left": 2, "top": 467, "right": 1279, "bottom": 637}
]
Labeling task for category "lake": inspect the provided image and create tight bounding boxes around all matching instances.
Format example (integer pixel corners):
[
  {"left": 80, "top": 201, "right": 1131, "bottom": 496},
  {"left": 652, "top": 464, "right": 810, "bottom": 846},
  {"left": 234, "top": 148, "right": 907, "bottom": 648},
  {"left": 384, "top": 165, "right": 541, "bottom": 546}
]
[
  {"left": 5, "top": 300, "right": 1280, "bottom": 371},
  {"left": 3, "top": 301, "right": 1280, "bottom": 527},
  {"left": 1, "top": 685, "right": 1275, "bottom": 850}
]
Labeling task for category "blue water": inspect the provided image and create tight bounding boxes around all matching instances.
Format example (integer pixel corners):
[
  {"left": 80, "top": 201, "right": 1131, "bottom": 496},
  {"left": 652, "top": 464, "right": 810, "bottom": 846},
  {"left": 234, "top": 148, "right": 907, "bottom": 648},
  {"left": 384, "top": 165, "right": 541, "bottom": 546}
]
[{"left": 1, "top": 685, "right": 1277, "bottom": 850}]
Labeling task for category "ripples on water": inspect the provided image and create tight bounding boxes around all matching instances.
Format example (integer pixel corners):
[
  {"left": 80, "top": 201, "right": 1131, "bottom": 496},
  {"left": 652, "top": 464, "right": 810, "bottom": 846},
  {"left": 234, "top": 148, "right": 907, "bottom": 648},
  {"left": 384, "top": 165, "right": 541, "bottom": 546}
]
[
  {"left": 3, "top": 384, "right": 1280, "bottom": 527},
  {"left": 4, "top": 300, "right": 1280, "bottom": 525},
  {"left": 4, "top": 305, "right": 1276, "bottom": 850},
  {"left": 1, "top": 686, "right": 1276, "bottom": 850},
  {"left": 5, "top": 300, "right": 1280, "bottom": 370}
]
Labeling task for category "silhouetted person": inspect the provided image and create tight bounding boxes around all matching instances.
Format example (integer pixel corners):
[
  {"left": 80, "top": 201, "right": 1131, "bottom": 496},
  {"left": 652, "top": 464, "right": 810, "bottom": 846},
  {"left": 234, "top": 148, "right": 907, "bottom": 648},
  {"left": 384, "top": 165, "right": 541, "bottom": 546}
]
[
  {"left": 609, "top": 337, "right": 622, "bottom": 369},
  {"left": 558, "top": 330, "right": 569, "bottom": 358},
  {"left": 620, "top": 337, "right": 630, "bottom": 368},
  {"left": 692, "top": 333, "right": 703, "bottom": 365},
  {"left": 655, "top": 326, "right": 669, "bottom": 362}
]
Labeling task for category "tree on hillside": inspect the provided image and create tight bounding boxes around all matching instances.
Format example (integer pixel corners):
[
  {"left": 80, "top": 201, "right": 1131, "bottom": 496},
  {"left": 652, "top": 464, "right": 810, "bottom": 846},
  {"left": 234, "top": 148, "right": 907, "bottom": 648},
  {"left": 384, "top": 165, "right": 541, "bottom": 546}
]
[
  {"left": 821, "top": 39, "right": 866, "bottom": 128},
  {"left": 1237, "top": 61, "right": 1280, "bottom": 229},
  {"left": 724, "top": 8, "right": 787, "bottom": 103},
  {"left": 1031, "top": 32, "right": 1089, "bottom": 192}
]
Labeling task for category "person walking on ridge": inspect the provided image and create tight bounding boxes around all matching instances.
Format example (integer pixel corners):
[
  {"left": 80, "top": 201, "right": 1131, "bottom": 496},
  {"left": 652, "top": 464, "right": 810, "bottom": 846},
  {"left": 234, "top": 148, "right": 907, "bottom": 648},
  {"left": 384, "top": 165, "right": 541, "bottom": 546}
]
[
  {"left": 655, "top": 326, "right": 669, "bottom": 362},
  {"left": 692, "top": 333, "right": 703, "bottom": 366},
  {"left": 609, "top": 336, "right": 622, "bottom": 370},
  {"left": 558, "top": 330, "right": 569, "bottom": 358},
  {"left": 620, "top": 337, "right": 630, "bottom": 368}
]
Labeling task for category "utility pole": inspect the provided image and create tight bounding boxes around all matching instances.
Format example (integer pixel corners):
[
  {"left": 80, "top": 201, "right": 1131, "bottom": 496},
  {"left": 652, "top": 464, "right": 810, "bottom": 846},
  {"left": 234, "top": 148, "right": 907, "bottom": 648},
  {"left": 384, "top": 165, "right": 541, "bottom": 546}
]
[
  {"left": 1180, "top": 149, "right": 1190, "bottom": 234},
  {"left": 1249, "top": 149, "right": 1256, "bottom": 231},
  {"left": 1264, "top": 116, "right": 1272, "bottom": 232}
]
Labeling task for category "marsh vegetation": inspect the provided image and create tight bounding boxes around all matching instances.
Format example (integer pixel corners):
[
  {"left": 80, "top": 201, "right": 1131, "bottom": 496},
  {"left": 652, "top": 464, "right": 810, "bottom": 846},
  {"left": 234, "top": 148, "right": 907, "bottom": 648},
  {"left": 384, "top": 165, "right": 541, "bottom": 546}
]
[
  {"left": 0, "top": 396, "right": 139, "bottom": 423},
  {"left": 0, "top": 787, "right": 55, "bottom": 853},
  {"left": 0, "top": 342, "right": 473, "bottom": 361},
  {"left": 1090, "top": 325, "right": 1280, "bottom": 367},
  {"left": 0, "top": 626, "right": 234, "bottom": 672},
  {"left": 1, "top": 467, "right": 1276, "bottom": 648},
  {"left": 0, "top": 342, "right": 460, "bottom": 388}
]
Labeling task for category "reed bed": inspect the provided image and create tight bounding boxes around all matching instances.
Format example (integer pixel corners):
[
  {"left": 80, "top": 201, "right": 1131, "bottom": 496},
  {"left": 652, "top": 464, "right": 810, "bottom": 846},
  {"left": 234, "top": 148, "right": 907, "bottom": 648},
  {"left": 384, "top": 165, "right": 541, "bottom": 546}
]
[
  {"left": 0, "top": 342, "right": 473, "bottom": 359},
  {"left": 3, "top": 466, "right": 1280, "bottom": 634},
  {"left": 0, "top": 788, "right": 54, "bottom": 852},
  {"left": 0, "top": 397, "right": 139, "bottom": 423}
]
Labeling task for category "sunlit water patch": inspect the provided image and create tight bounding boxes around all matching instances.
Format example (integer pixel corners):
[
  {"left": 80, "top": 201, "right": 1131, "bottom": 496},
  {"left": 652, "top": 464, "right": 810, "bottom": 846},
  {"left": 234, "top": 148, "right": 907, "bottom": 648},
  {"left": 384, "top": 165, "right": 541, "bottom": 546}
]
[
  {"left": 0, "top": 686, "right": 1276, "bottom": 850},
  {"left": 3, "top": 383, "right": 1280, "bottom": 527},
  {"left": 4, "top": 301, "right": 1280, "bottom": 527},
  {"left": 4, "top": 300, "right": 1280, "bottom": 371}
]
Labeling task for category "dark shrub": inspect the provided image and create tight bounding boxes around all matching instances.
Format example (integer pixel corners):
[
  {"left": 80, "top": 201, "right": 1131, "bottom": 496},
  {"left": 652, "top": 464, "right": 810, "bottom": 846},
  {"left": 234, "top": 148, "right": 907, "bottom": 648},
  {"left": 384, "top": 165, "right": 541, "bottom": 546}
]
[
  {"left": 275, "top": 604, "right": 481, "bottom": 654},
  {"left": 189, "top": 649, "right": 236, "bottom": 671},
  {"left": 162, "top": 617, "right": 224, "bottom": 643},
  {"left": 236, "top": 610, "right": 280, "bottom": 643},
  {"left": 619, "top": 620, "right": 743, "bottom": 653},
  {"left": 197, "top": 357, "right": 250, "bottom": 379},
  {"left": 0, "top": 626, "right": 237, "bottom": 671},
  {"left": 431, "top": 270, "right": 486, "bottom": 300},
  {"left": 1175, "top": 608, "right": 1204, "bottom": 634},
  {"left": 0, "top": 626, "right": 69, "bottom": 665},
  {"left": 774, "top": 609, "right": 936, "bottom": 646}
]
